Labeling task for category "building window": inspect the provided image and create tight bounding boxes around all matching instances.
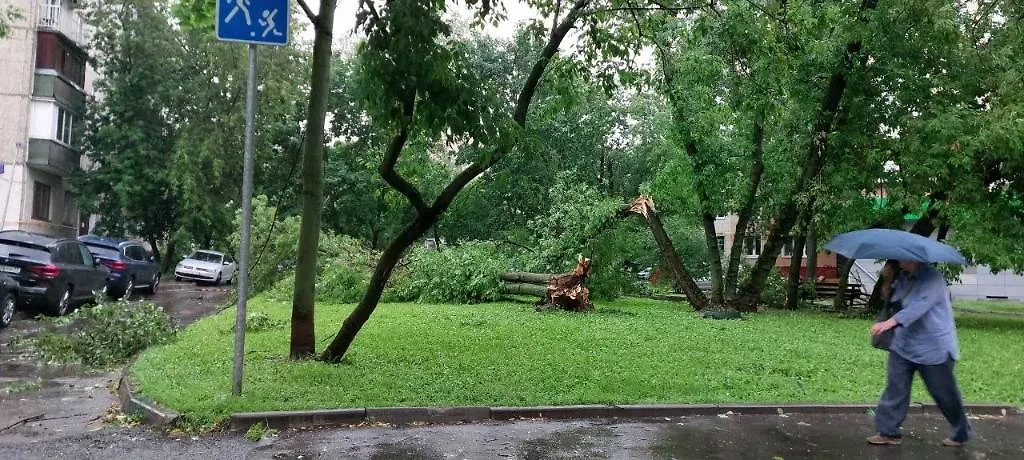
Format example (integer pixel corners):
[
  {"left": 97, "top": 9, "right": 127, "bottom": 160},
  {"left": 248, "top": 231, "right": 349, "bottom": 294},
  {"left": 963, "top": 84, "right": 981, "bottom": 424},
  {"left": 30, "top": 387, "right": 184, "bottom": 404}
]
[
  {"left": 55, "top": 106, "right": 73, "bottom": 145},
  {"left": 744, "top": 235, "right": 762, "bottom": 256},
  {"left": 780, "top": 237, "right": 794, "bottom": 257},
  {"left": 63, "top": 191, "right": 77, "bottom": 226},
  {"left": 33, "top": 182, "right": 52, "bottom": 221},
  {"left": 716, "top": 235, "right": 726, "bottom": 253}
]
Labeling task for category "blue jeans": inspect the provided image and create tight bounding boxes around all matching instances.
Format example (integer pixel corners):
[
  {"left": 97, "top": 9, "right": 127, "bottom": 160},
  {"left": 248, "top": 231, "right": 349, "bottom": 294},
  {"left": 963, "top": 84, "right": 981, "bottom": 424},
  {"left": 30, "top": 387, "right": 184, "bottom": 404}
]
[{"left": 875, "top": 352, "right": 972, "bottom": 442}]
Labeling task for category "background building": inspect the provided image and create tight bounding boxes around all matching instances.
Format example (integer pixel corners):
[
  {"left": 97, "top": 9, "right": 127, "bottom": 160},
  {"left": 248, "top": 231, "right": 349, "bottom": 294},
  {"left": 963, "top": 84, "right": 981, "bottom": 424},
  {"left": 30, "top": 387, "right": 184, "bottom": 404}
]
[{"left": 0, "top": 0, "right": 90, "bottom": 237}]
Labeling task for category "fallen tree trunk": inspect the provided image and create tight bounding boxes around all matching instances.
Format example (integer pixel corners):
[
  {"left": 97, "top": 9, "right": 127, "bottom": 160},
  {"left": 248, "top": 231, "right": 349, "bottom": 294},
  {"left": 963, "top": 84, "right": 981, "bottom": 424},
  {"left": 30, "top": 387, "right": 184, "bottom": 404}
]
[
  {"left": 537, "top": 256, "right": 594, "bottom": 312},
  {"left": 499, "top": 272, "right": 562, "bottom": 284},
  {"left": 627, "top": 197, "right": 710, "bottom": 311},
  {"left": 500, "top": 282, "right": 548, "bottom": 297}
]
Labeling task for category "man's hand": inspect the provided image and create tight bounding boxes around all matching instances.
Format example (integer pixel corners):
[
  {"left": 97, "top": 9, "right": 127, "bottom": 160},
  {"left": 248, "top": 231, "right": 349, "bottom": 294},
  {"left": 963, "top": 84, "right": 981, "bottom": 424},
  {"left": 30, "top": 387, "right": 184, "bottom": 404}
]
[{"left": 870, "top": 318, "right": 899, "bottom": 336}]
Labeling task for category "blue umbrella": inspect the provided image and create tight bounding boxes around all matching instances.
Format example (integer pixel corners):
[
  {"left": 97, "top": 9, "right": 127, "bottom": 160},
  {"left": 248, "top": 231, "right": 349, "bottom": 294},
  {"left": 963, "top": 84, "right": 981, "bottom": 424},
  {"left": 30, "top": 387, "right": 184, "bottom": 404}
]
[{"left": 823, "top": 228, "right": 967, "bottom": 264}]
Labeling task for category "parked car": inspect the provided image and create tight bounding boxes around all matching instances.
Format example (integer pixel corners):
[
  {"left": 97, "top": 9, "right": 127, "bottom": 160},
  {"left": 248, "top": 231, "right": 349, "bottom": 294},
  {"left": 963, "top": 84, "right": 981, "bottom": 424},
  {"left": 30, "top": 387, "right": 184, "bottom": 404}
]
[
  {"left": 174, "top": 250, "right": 236, "bottom": 284},
  {"left": 79, "top": 235, "right": 162, "bottom": 299},
  {"left": 0, "top": 231, "right": 109, "bottom": 316},
  {"left": 0, "top": 274, "right": 19, "bottom": 328}
]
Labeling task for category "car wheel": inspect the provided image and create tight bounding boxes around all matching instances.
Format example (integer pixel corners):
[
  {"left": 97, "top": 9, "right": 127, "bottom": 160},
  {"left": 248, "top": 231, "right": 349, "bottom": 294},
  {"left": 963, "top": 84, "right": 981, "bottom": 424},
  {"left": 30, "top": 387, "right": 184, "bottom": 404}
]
[
  {"left": 174, "top": 275, "right": 182, "bottom": 282},
  {"left": 55, "top": 287, "right": 72, "bottom": 316},
  {"left": 123, "top": 277, "right": 135, "bottom": 300},
  {"left": 147, "top": 274, "right": 160, "bottom": 294},
  {"left": 96, "top": 284, "right": 109, "bottom": 302},
  {"left": 215, "top": 272, "right": 222, "bottom": 285},
  {"left": 0, "top": 292, "right": 15, "bottom": 328}
]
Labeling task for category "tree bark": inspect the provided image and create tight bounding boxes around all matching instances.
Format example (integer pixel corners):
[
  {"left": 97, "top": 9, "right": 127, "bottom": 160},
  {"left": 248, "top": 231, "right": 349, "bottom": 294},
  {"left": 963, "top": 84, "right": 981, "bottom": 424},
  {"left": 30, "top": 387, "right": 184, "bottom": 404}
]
[
  {"left": 500, "top": 282, "right": 548, "bottom": 297},
  {"left": 725, "top": 120, "right": 765, "bottom": 300},
  {"left": 147, "top": 237, "right": 162, "bottom": 269},
  {"left": 732, "top": 0, "right": 879, "bottom": 312},
  {"left": 785, "top": 232, "right": 807, "bottom": 310},
  {"left": 319, "top": 0, "right": 592, "bottom": 363},
  {"left": 805, "top": 216, "right": 818, "bottom": 294},
  {"left": 628, "top": 197, "right": 710, "bottom": 311},
  {"left": 683, "top": 141, "right": 725, "bottom": 304},
  {"left": 290, "top": 0, "right": 337, "bottom": 360},
  {"left": 832, "top": 256, "right": 855, "bottom": 310},
  {"left": 161, "top": 240, "right": 176, "bottom": 273},
  {"left": 500, "top": 272, "right": 561, "bottom": 284}
]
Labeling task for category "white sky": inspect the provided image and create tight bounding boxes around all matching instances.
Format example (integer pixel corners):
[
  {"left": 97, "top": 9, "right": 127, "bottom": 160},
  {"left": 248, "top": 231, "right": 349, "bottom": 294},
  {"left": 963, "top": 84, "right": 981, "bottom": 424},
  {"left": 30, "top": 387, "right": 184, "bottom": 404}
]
[{"left": 301, "top": 0, "right": 541, "bottom": 42}]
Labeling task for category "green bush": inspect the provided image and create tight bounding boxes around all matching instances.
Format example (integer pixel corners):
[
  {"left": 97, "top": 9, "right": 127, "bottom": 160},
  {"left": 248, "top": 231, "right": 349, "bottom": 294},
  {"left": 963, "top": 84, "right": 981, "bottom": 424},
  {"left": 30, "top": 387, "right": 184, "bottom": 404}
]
[
  {"left": 385, "top": 241, "right": 510, "bottom": 304},
  {"left": 32, "top": 301, "right": 176, "bottom": 367}
]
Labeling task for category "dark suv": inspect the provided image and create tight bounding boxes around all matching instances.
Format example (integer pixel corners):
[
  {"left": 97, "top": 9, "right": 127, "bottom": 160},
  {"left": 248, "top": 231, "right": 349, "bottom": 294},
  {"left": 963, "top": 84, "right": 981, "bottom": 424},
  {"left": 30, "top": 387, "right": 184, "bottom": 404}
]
[
  {"left": 0, "top": 231, "right": 109, "bottom": 316},
  {"left": 80, "top": 235, "right": 162, "bottom": 299}
]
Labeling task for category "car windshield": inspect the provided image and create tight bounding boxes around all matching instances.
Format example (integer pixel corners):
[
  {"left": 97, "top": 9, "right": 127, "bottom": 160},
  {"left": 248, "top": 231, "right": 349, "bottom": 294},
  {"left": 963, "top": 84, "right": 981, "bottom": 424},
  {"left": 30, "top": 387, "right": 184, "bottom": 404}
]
[{"left": 189, "top": 251, "right": 223, "bottom": 263}]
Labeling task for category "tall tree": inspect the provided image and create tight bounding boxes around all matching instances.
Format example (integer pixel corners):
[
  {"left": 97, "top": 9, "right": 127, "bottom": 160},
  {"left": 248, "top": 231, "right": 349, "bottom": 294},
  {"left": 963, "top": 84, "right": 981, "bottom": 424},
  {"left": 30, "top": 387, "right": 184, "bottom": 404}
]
[
  {"left": 319, "top": 0, "right": 595, "bottom": 362},
  {"left": 290, "top": 0, "right": 337, "bottom": 359}
]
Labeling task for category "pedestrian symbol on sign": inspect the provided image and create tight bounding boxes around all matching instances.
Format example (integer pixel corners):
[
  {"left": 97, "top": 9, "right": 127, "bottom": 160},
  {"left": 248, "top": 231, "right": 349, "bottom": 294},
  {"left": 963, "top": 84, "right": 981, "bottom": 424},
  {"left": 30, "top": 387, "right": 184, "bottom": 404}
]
[
  {"left": 216, "top": 0, "right": 289, "bottom": 45},
  {"left": 259, "top": 9, "right": 283, "bottom": 38},
  {"left": 224, "top": 0, "right": 252, "bottom": 26}
]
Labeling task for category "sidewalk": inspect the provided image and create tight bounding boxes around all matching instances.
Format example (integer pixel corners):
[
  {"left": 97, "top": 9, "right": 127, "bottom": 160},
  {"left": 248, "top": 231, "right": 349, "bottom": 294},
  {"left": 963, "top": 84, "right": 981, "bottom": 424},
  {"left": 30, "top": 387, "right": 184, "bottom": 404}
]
[{"left": 1, "top": 411, "right": 1021, "bottom": 459}]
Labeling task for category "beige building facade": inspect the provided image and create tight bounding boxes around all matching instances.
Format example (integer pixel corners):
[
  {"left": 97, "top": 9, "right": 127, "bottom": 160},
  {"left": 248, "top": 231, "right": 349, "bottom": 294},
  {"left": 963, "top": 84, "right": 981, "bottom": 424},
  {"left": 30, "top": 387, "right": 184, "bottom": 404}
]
[{"left": 0, "top": 0, "right": 89, "bottom": 237}]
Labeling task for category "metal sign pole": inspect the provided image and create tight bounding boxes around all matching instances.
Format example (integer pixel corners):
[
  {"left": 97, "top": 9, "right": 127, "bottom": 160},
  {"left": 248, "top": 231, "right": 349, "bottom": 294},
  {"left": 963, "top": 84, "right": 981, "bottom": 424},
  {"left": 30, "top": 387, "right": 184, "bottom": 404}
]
[{"left": 232, "top": 44, "right": 258, "bottom": 397}]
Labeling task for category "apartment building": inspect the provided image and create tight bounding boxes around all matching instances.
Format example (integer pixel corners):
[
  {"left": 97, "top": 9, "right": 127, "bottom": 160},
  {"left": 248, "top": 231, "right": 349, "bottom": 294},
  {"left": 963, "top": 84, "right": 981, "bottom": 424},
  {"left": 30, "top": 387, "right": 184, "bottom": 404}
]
[{"left": 0, "top": 0, "right": 89, "bottom": 237}]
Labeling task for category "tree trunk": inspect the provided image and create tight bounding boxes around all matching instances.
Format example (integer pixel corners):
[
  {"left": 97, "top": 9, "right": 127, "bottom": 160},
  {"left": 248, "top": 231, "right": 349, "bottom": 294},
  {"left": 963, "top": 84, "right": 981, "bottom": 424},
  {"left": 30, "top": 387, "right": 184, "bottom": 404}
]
[
  {"left": 537, "top": 257, "right": 593, "bottom": 312},
  {"left": 805, "top": 216, "right": 818, "bottom": 295},
  {"left": 318, "top": 0, "right": 593, "bottom": 363},
  {"left": 500, "top": 282, "right": 548, "bottom": 297},
  {"left": 725, "top": 120, "right": 765, "bottom": 300},
  {"left": 684, "top": 142, "right": 725, "bottom": 304},
  {"left": 628, "top": 197, "right": 711, "bottom": 310},
  {"left": 147, "top": 237, "right": 162, "bottom": 269},
  {"left": 500, "top": 272, "right": 561, "bottom": 284},
  {"left": 732, "top": 0, "right": 879, "bottom": 312},
  {"left": 785, "top": 233, "right": 807, "bottom": 310},
  {"left": 321, "top": 216, "right": 433, "bottom": 362},
  {"left": 161, "top": 240, "right": 176, "bottom": 273},
  {"left": 833, "top": 256, "right": 855, "bottom": 311},
  {"left": 290, "top": 1, "right": 337, "bottom": 360}
]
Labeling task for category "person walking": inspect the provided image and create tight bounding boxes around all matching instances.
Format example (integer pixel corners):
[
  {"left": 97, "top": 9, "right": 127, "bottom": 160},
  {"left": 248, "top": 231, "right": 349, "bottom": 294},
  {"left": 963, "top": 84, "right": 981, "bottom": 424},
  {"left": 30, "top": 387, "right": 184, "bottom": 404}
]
[{"left": 867, "top": 260, "right": 971, "bottom": 446}]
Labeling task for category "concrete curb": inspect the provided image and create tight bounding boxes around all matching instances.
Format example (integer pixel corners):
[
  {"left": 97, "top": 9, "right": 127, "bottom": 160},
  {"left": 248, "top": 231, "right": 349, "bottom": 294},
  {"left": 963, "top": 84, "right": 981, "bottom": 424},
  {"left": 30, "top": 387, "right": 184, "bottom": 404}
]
[
  {"left": 227, "top": 403, "right": 1022, "bottom": 432},
  {"left": 117, "top": 370, "right": 179, "bottom": 427}
]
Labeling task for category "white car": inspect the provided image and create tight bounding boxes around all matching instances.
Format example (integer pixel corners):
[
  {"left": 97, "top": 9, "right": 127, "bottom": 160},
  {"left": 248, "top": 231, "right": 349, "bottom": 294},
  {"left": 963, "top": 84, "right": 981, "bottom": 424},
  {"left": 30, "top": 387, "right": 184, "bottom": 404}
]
[{"left": 174, "top": 250, "right": 236, "bottom": 285}]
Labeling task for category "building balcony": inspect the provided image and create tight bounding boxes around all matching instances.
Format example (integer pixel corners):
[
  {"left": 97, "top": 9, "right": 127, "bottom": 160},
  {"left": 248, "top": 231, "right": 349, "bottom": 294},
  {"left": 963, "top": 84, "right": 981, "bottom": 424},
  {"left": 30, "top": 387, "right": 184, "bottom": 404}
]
[
  {"left": 38, "top": 1, "right": 86, "bottom": 47},
  {"left": 27, "top": 139, "right": 81, "bottom": 177}
]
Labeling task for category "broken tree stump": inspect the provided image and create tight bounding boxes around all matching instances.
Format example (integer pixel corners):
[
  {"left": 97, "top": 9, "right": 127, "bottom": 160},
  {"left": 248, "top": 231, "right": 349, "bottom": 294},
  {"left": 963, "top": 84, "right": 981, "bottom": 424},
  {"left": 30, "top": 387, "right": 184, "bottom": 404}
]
[{"left": 536, "top": 256, "right": 594, "bottom": 312}]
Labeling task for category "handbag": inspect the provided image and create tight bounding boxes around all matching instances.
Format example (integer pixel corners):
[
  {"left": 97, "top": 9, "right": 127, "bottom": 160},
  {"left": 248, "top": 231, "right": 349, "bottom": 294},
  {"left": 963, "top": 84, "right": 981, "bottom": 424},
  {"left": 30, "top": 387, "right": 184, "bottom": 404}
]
[{"left": 871, "top": 299, "right": 901, "bottom": 350}]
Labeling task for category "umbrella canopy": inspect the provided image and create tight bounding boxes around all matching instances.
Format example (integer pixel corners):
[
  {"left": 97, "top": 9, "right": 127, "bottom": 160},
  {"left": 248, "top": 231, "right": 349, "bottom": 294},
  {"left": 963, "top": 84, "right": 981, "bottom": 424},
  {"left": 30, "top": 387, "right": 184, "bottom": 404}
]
[{"left": 823, "top": 229, "right": 967, "bottom": 264}]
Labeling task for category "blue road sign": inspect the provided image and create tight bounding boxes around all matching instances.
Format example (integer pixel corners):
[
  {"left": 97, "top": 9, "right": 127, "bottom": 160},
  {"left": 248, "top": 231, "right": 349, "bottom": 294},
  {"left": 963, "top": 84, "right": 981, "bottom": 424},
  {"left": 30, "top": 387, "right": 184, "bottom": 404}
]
[{"left": 216, "top": 0, "right": 289, "bottom": 46}]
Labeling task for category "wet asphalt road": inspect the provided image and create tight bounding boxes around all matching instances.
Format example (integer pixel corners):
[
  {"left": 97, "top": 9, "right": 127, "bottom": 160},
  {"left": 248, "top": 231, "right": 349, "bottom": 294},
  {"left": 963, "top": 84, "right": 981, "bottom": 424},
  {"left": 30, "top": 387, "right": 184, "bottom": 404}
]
[
  {"left": 0, "top": 412, "right": 1021, "bottom": 459},
  {"left": 2, "top": 283, "right": 1023, "bottom": 458},
  {"left": 0, "top": 280, "right": 231, "bottom": 444}
]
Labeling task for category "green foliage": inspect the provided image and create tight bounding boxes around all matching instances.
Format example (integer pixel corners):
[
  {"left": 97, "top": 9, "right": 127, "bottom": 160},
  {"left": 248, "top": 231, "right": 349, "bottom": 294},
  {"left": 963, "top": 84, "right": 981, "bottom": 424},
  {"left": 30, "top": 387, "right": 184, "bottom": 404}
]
[
  {"left": 78, "top": 0, "right": 308, "bottom": 261},
  {"left": 31, "top": 302, "right": 176, "bottom": 367},
  {"left": 131, "top": 296, "right": 1024, "bottom": 426},
  {"left": 243, "top": 421, "right": 277, "bottom": 441},
  {"left": 242, "top": 311, "right": 286, "bottom": 333},
  {"left": 385, "top": 241, "right": 511, "bottom": 304},
  {"left": 0, "top": 4, "right": 22, "bottom": 39},
  {"left": 228, "top": 196, "right": 301, "bottom": 293}
]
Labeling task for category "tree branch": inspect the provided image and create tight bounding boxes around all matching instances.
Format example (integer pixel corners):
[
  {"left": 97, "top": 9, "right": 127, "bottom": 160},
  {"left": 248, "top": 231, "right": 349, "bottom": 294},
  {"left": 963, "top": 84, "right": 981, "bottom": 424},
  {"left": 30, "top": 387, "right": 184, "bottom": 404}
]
[
  {"left": 296, "top": 0, "right": 318, "bottom": 25},
  {"left": 584, "top": 5, "right": 700, "bottom": 16},
  {"left": 379, "top": 96, "right": 429, "bottom": 215},
  {"left": 431, "top": 0, "right": 591, "bottom": 214}
]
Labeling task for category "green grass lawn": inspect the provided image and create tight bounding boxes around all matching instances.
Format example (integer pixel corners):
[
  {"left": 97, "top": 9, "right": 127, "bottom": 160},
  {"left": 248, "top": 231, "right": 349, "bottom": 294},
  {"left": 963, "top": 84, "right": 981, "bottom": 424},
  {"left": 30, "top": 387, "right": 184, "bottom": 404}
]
[
  {"left": 131, "top": 297, "right": 1024, "bottom": 426},
  {"left": 955, "top": 299, "right": 1024, "bottom": 315}
]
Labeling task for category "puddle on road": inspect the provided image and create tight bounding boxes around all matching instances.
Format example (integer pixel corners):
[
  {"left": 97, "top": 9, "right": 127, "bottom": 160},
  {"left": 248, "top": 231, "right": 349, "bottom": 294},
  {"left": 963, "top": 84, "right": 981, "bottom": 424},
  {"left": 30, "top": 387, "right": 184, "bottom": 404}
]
[{"left": 520, "top": 426, "right": 615, "bottom": 460}]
